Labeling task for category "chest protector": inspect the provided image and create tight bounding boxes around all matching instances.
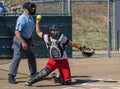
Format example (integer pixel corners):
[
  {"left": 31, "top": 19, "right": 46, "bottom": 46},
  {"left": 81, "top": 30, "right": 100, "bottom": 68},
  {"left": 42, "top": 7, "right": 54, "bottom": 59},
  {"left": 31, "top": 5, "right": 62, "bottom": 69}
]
[{"left": 46, "top": 34, "right": 65, "bottom": 60}]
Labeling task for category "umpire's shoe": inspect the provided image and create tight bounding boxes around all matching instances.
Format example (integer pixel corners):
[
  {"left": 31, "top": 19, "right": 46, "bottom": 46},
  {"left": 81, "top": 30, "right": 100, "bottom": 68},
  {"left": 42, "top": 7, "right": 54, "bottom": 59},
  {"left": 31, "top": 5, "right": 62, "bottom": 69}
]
[{"left": 8, "top": 75, "right": 16, "bottom": 84}]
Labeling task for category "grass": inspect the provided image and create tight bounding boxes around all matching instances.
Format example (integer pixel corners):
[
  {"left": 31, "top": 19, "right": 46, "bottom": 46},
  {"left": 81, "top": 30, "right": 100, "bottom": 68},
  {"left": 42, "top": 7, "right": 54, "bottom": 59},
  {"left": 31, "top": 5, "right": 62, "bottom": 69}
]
[{"left": 72, "top": 2, "right": 108, "bottom": 51}]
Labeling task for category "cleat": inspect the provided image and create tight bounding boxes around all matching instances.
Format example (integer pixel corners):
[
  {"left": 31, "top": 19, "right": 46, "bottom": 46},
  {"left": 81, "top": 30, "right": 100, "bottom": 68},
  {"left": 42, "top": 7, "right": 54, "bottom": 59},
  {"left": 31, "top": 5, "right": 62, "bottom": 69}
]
[
  {"left": 51, "top": 73, "right": 62, "bottom": 83},
  {"left": 62, "top": 79, "right": 72, "bottom": 85}
]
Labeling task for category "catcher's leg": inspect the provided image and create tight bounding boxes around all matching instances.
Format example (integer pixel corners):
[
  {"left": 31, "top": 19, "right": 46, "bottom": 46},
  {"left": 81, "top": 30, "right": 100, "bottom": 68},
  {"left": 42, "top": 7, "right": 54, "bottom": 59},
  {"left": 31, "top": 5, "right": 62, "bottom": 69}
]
[
  {"left": 25, "top": 67, "right": 51, "bottom": 86},
  {"left": 52, "top": 59, "right": 71, "bottom": 85},
  {"left": 59, "top": 59, "right": 71, "bottom": 85}
]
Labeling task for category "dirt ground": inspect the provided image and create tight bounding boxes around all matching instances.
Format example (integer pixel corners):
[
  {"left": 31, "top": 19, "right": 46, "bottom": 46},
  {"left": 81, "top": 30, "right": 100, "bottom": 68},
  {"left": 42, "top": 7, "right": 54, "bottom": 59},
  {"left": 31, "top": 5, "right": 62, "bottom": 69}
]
[{"left": 0, "top": 57, "right": 120, "bottom": 89}]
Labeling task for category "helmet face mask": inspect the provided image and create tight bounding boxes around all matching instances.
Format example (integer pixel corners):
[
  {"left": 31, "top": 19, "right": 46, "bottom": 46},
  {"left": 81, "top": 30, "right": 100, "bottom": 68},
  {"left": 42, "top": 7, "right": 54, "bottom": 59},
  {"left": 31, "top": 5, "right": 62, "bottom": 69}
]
[
  {"left": 28, "top": 3, "right": 36, "bottom": 15},
  {"left": 50, "top": 29, "right": 58, "bottom": 36},
  {"left": 48, "top": 24, "right": 59, "bottom": 38}
]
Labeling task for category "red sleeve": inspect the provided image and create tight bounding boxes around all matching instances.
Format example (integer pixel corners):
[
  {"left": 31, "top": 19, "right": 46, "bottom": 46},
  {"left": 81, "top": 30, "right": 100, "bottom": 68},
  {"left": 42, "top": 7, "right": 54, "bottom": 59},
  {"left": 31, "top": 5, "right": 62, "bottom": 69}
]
[
  {"left": 65, "top": 39, "right": 69, "bottom": 44},
  {"left": 41, "top": 33, "right": 44, "bottom": 40}
]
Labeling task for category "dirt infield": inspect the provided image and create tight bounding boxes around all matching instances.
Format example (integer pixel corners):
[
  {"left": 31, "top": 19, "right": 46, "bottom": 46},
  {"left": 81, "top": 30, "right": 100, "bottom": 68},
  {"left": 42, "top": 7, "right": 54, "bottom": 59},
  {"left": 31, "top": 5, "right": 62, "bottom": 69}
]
[{"left": 0, "top": 57, "right": 120, "bottom": 89}]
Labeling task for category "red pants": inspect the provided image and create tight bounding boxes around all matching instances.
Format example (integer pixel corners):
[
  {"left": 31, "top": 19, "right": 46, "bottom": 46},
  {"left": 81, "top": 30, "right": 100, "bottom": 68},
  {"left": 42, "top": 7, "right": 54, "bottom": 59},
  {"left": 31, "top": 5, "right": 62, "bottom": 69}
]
[{"left": 45, "top": 58, "right": 71, "bottom": 81}]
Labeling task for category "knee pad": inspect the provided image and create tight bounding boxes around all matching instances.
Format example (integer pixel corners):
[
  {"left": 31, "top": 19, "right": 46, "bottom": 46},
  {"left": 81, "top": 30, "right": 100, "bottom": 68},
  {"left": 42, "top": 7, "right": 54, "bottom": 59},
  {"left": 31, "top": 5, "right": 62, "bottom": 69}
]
[{"left": 38, "top": 67, "right": 51, "bottom": 78}]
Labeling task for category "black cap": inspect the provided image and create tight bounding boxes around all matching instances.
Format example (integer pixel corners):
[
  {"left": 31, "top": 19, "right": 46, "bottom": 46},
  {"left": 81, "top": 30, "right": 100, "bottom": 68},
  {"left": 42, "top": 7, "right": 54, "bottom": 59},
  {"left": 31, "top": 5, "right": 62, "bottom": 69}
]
[
  {"left": 23, "top": 2, "right": 36, "bottom": 15},
  {"left": 23, "top": 2, "right": 31, "bottom": 9}
]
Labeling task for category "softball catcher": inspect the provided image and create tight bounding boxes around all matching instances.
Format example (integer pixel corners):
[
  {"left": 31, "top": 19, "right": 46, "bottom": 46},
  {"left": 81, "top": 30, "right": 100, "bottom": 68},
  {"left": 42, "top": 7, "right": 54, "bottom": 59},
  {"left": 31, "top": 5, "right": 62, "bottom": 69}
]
[{"left": 25, "top": 17, "right": 94, "bottom": 86}]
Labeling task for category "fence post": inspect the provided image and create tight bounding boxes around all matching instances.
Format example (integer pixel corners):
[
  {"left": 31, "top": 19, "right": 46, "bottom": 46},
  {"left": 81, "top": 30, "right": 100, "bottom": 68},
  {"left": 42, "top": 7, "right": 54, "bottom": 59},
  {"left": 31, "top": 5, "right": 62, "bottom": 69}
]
[
  {"left": 68, "top": 0, "right": 72, "bottom": 16},
  {"left": 107, "top": 0, "right": 111, "bottom": 57}
]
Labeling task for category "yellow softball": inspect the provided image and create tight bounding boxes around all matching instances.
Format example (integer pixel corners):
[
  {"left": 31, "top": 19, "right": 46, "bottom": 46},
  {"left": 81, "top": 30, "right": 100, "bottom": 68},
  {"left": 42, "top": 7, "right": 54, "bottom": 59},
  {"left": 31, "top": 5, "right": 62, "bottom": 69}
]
[{"left": 36, "top": 15, "right": 42, "bottom": 20}]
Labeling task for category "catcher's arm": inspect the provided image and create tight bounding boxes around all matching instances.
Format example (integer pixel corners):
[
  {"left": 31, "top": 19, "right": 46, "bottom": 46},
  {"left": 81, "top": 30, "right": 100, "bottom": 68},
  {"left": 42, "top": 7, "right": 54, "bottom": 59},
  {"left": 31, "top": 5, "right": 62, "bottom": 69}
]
[
  {"left": 67, "top": 40, "right": 86, "bottom": 50},
  {"left": 67, "top": 40, "right": 80, "bottom": 49},
  {"left": 36, "top": 17, "right": 43, "bottom": 39},
  {"left": 67, "top": 40, "right": 95, "bottom": 57}
]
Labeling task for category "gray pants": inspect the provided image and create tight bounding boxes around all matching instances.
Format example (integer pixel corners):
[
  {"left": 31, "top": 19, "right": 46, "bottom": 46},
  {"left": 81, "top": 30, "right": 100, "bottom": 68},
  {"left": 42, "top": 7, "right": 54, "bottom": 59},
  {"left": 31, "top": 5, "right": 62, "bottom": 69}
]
[{"left": 8, "top": 36, "right": 37, "bottom": 77}]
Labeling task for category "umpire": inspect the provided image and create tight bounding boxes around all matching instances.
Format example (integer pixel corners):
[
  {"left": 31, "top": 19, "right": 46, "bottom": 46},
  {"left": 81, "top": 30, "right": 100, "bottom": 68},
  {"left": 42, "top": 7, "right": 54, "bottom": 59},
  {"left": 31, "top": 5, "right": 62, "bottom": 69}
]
[{"left": 8, "top": 2, "right": 37, "bottom": 84}]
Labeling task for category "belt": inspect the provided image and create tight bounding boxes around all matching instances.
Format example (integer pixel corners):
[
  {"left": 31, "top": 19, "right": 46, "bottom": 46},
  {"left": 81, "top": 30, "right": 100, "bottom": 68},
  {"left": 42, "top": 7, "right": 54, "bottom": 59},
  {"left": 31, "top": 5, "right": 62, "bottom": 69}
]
[
  {"left": 23, "top": 37, "right": 32, "bottom": 41},
  {"left": 22, "top": 37, "right": 32, "bottom": 45}
]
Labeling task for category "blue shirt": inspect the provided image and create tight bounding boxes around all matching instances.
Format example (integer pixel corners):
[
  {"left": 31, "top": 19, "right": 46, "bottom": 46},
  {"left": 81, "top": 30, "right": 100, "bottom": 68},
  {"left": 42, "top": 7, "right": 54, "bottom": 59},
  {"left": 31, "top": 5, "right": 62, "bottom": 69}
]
[{"left": 15, "top": 12, "right": 35, "bottom": 38}]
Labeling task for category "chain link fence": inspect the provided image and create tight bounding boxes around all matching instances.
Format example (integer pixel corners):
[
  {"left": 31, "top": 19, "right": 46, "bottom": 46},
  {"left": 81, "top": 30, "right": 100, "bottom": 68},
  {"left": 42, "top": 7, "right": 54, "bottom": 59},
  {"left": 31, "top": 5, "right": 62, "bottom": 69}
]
[
  {"left": 72, "top": 1, "right": 120, "bottom": 57},
  {"left": 1, "top": 0, "right": 120, "bottom": 58},
  {"left": 33, "top": 0, "right": 71, "bottom": 16}
]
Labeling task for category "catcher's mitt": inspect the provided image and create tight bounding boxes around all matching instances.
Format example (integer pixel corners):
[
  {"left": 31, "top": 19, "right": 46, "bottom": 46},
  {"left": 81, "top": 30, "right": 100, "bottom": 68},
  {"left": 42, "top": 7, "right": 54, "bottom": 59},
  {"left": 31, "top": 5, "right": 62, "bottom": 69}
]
[{"left": 79, "top": 46, "right": 95, "bottom": 57}]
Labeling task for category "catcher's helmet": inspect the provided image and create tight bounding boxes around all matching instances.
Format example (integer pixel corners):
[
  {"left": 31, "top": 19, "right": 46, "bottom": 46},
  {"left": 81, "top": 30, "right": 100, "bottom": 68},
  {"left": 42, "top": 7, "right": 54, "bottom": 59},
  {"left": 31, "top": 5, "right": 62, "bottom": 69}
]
[
  {"left": 48, "top": 24, "right": 58, "bottom": 31},
  {"left": 23, "top": 2, "right": 36, "bottom": 15}
]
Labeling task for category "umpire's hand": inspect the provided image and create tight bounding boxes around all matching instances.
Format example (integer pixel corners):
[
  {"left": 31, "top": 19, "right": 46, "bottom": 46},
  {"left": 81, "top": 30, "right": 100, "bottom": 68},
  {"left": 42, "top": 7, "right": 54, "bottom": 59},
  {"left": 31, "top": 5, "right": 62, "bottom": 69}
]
[{"left": 22, "top": 41, "right": 28, "bottom": 50}]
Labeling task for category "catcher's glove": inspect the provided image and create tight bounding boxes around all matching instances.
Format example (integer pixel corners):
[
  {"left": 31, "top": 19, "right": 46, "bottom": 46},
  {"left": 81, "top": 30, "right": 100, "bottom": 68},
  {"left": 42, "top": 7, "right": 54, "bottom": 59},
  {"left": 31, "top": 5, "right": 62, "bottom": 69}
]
[{"left": 79, "top": 46, "right": 95, "bottom": 57}]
